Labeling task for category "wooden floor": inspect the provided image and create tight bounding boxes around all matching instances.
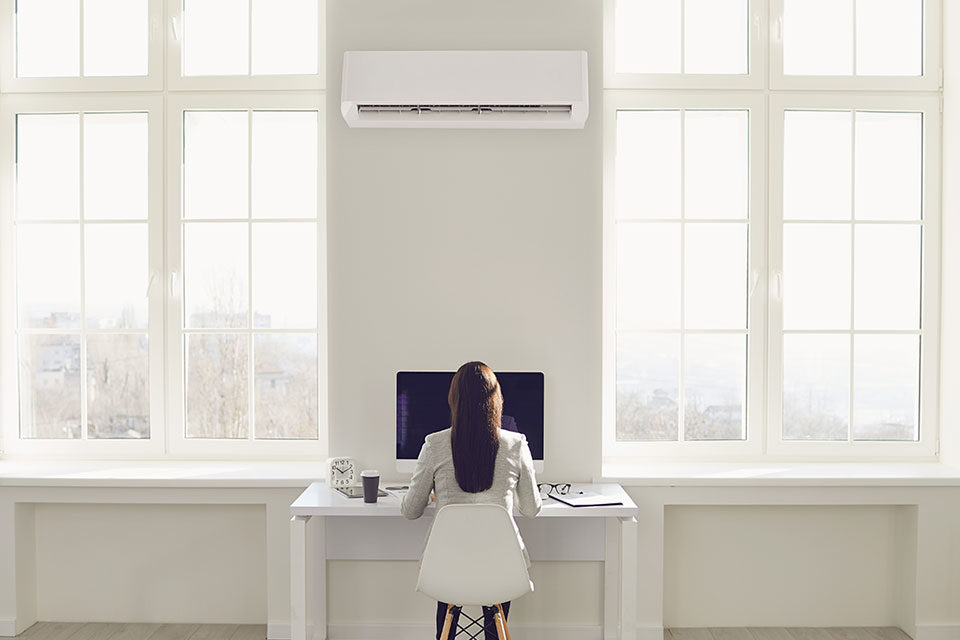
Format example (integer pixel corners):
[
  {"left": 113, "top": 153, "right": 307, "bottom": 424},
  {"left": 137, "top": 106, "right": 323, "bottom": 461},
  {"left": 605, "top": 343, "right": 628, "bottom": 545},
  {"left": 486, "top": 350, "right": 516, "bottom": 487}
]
[
  {"left": 668, "top": 630, "right": 911, "bottom": 640},
  {"left": 12, "top": 622, "right": 913, "bottom": 640},
  {"left": 12, "top": 623, "right": 266, "bottom": 640}
]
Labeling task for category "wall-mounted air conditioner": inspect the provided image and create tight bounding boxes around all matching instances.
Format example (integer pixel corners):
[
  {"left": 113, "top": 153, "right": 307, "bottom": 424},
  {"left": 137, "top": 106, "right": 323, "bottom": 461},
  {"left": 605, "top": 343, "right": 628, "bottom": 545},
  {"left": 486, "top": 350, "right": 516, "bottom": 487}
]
[{"left": 340, "top": 50, "right": 588, "bottom": 129}]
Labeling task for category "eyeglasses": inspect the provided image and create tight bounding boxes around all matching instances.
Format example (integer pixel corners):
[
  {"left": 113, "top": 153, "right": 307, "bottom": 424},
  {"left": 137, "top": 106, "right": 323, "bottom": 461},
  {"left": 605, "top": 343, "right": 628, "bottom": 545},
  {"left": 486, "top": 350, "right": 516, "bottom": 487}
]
[{"left": 537, "top": 482, "right": 571, "bottom": 495}]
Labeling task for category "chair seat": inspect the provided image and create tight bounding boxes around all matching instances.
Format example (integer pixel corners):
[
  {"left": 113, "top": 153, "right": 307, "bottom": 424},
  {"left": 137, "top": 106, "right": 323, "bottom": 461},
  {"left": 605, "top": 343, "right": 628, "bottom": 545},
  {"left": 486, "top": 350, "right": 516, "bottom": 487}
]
[{"left": 416, "top": 504, "right": 534, "bottom": 606}]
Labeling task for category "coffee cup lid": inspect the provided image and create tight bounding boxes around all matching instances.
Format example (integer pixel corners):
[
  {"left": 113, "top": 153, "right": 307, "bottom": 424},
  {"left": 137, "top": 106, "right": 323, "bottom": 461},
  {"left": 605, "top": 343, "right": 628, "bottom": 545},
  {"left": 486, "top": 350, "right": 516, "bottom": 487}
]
[{"left": 361, "top": 469, "right": 379, "bottom": 477}]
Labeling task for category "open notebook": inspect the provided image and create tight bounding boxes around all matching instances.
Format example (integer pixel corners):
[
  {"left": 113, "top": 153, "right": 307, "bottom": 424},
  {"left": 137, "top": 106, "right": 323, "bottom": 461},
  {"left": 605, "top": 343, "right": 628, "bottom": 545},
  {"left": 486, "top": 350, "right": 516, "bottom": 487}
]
[{"left": 548, "top": 491, "right": 623, "bottom": 507}]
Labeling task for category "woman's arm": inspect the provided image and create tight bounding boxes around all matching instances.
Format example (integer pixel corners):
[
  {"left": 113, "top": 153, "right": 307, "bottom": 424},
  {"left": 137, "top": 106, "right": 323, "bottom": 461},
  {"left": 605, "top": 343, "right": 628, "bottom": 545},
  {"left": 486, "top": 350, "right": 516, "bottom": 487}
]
[
  {"left": 515, "top": 435, "right": 542, "bottom": 518},
  {"left": 401, "top": 440, "right": 434, "bottom": 519}
]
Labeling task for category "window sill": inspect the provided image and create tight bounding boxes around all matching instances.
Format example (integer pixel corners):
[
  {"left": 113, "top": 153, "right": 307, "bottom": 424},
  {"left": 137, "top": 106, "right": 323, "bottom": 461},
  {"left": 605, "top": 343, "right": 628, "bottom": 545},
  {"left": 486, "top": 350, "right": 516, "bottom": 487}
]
[
  {"left": 0, "top": 460, "right": 325, "bottom": 488},
  {"left": 601, "top": 461, "right": 960, "bottom": 487}
]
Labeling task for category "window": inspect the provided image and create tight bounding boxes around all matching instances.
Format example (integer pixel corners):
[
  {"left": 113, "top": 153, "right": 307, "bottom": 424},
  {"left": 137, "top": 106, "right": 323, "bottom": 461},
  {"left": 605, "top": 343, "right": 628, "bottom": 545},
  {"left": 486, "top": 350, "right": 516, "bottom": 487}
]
[
  {"left": 167, "top": 0, "right": 323, "bottom": 90},
  {"left": 166, "top": 96, "right": 324, "bottom": 456},
  {"left": 605, "top": 0, "right": 765, "bottom": 88},
  {"left": 0, "top": 0, "right": 163, "bottom": 91},
  {"left": 771, "top": 0, "right": 940, "bottom": 90},
  {"left": 604, "top": 0, "right": 940, "bottom": 460},
  {"left": 0, "top": 2, "right": 325, "bottom": 458},
  {"left": 0, "top": 97, "right": 163, "bottom": 457}
]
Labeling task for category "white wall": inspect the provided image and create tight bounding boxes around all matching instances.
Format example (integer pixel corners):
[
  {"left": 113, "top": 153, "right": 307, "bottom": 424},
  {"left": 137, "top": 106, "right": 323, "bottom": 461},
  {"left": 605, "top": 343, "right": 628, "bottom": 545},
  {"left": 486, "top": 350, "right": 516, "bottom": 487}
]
[
  {"left": 34, "top": 504, "right": 266, "bottom": 624},
  {"left": 325, "top": 0, "right": 603, "bottom": 484},
  {"left": 663, "top": 506, "right": 905, "bottom": 628}
]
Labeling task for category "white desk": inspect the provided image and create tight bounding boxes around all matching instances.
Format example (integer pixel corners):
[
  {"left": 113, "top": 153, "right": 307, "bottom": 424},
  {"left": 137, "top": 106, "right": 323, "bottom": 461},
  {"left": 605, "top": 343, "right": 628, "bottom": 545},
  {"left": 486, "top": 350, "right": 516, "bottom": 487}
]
[{"left": 290, "top": 482, "right": 638, "bottom": 640}]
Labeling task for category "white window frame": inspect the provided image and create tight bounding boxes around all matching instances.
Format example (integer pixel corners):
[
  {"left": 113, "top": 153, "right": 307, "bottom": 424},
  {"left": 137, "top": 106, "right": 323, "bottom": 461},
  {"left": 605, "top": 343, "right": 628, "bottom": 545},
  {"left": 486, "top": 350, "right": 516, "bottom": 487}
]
[
  {"left": 165, "top": 92, "right": 327, "bottom": 459},
  {"left": 602, "top": 91, "right": 768, "bottom": 461},
  {"left": 769, "top": 0, "right": 942, "bottom": 92},
  {"left": 0, "top": 94, "right": 165, "bottom": 458},
  {"left": 0, "top": 0, "right": 165, "bottom": 93},
  {"left": 603, "top": 0, "right": 768, "bottom": 90},
  {"left": 165, "top": 0, "right": 326, "bottom": 92},
  {"left": 766, "top": 93, "right": 941, "bottom": 460}
]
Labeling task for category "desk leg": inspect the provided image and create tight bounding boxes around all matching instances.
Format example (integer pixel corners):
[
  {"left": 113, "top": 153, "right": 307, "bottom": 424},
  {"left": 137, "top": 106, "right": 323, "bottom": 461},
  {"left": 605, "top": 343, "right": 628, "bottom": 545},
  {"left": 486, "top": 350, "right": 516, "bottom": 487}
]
[
  {"left": 312, "top": 516, "right": 326, "bottom": 640},
  {"left": 619, "top": 516, "right": 637, "bottom": 640},
  {"left": 291, "top": 516, "right": 309, "bottom": 640},
  {"left": 603, "top": 518, "right": 620, "bottom": 640}
]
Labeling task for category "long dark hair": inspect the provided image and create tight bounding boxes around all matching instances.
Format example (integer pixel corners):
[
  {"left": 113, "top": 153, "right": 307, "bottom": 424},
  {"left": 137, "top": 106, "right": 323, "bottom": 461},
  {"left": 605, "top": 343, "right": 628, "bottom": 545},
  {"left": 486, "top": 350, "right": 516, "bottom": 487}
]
[{"left": 448, "top": 361, "right": 502, "bottom": 493}]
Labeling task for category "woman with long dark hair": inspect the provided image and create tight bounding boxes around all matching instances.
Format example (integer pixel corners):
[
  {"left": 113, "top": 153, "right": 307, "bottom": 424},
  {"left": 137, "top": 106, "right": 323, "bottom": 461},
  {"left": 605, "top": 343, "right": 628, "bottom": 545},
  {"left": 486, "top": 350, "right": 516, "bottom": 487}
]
[{"left": 401, "top": 361, "right": 541, "bottom": 640}]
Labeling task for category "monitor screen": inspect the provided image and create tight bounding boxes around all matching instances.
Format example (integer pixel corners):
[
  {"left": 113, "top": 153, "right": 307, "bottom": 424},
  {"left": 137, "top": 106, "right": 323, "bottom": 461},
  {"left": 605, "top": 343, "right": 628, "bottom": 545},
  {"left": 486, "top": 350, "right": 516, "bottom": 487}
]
[{"left": 396, "top": 371, "right": 544, "bottom": 461}]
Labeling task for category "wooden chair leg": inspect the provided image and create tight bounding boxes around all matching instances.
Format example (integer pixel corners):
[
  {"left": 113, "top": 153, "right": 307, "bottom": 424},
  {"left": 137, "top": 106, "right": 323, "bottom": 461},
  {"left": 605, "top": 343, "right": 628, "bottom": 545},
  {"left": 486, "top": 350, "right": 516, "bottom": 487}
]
[
  {"left": 439, "top": 604, "right": 455, "bottom": 640},
  {"left": 493, "top": 608, "right": 507, "bottom": 640},
  {"left": 496, "top": 604, "right": 512, "bottom": 640}
]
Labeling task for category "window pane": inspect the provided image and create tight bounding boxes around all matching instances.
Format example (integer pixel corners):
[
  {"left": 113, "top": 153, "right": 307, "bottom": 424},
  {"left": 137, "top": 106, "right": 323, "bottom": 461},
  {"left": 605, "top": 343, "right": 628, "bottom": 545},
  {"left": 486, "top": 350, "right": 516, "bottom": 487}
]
[
  {"left": 251, "top": 111, "right": 317, "bottom": 219},
  {"left": 853, "top": 335, "right": 919, "bottom": 441},
  {"left": 19, "top": 334, "right": 81, "bottom": 439},
  {"left": 617, "top": 332, "right": 679, "bottom": 441},
  {"left": 856, "top": 0, "right": 922, "bottom": 76},
  {"left": 254, "top": 334, "right": 317, "bottom": 439},
  {"left": 186, "top": 334, "right": 249, "bottom": 438},
  {"left": 252, "top": 223, "right": 317, "bottom": 329},
  {"left": 855, "top": 112, "right": 922, "bottom": 221},
  {"left": 783, "top": 224, "right": 851, "bottom": 330},
  {"left": 615, "top": 0, "right": 681, "bottom": 74},
  {"left": 684, "top": 334, "right": 746, "bottom": 440},
  {"left": 83, "top": 0, "right": 148, "bottom": 76},
  {"left": 183, "top": 111, "right": 248, "bottom": 219},
  {"left": 783, "top": 334, "right": 849, "bottom": 441},
  {"left": 183, "top": 0, "right": 249, "bottom": 76},
  {"left": 85, "top": 223, "right": 148, "bottom": 329},
  {"left": 783, "top": 0, "right": 853, "bottom": 76},
  {"left": 16, "top": 0, "right": 80, "bottom": 78},
  {"left": 684, "top": 223, "right": 747, "bottom": 330},
  {"left": 184, "top": 222, "right": 248, "bottom": 328},
  {"left": 251, "top": 0, "right": 318, "bottom": 75},
  {"left": 17, "top": 114, "right": 80, "bottom": 221},
  {"left": 616, "top": 111, "right": 681, "bottom": 219},
  {"left": 783, "top": 111, "right": 852, "bottom": 221},
  {"left": 18, "top": 224, "right": 80, "bottom": 329},
  {"left": 684, "top": 0, "right": 748, "bottom": 74},
  {"left": 86, "top": 334, "right": 149, "bottom": 439},
  {"left": 617, "top": 223, "right": 681, "bottom": 329},
  {"left": 854, "top": 225, "right": 921, "bottom": 330},
  {"left": 684, "top": 110, "right": 748, "bottom": 220},
  {"left": 84, "top": 113, "right": 148, "bottom": 220}
]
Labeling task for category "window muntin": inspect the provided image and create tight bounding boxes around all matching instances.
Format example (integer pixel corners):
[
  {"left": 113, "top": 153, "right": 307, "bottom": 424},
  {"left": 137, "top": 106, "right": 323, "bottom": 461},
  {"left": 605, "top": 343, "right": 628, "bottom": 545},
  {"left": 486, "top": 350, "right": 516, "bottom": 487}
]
[
  {"left": 178, "top": 108, "right": 320, "bottom": 443},
  {"left": 14, "top": 111, "right": 151, "bottom": 441},
  {"left": 614, "top": 108, "right": 751, "bottom": 444},
  {"left": 779, "top": 108, "right": 925, "bottom": 444},
  {"left": 16, "top": 0, "right": 149, "bottom": 78}
]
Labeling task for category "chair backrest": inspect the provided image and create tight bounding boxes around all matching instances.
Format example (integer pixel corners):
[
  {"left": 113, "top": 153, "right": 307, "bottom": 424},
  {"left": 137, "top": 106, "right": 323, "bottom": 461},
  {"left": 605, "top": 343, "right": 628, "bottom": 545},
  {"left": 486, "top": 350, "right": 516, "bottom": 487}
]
[{"left": 416, "top": 504, "right": 534, "bottom": 606}]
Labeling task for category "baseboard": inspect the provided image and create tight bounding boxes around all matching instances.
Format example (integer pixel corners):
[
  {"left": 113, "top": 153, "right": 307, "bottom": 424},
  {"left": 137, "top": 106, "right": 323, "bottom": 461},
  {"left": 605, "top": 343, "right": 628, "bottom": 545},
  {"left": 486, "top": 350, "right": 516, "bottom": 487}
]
[
  {"left": 914, "top": 625, "right": 960, "bottom": 640},
  {"left": 0, "top": 617, "right": 34, "bottom": 638},
  {"left": 325, "top": 623, "right": 603, "bottom": 640},
  {"left": 266, "top": 620, "right": 290, "bottom": 640},
  {"left": 636, "top": 626, "right": 665, "bottom": 640},
  {"left": 0, "top": 617, "right": 16, "bottom": 638}
]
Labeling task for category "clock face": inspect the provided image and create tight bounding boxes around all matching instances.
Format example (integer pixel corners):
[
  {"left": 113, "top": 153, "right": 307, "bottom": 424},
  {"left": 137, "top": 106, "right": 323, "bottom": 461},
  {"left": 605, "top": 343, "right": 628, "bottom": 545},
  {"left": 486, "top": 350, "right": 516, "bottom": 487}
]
[{"left": 329, "top": 457, "right": 355, "bottom": 487}]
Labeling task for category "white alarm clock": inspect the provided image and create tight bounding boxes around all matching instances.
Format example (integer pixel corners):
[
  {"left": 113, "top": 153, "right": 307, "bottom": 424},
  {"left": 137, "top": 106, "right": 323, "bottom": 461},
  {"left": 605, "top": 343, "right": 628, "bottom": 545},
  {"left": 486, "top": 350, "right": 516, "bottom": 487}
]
[{"left": 326, "top": 456, "right": 357, "bottom": 487}]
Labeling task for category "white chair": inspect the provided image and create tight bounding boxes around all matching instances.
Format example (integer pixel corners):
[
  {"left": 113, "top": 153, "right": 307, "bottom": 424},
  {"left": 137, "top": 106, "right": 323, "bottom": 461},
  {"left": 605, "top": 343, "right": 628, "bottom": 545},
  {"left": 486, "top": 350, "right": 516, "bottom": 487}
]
[{"left": 417, "top": 504, "right": 534, "bottom": 640}]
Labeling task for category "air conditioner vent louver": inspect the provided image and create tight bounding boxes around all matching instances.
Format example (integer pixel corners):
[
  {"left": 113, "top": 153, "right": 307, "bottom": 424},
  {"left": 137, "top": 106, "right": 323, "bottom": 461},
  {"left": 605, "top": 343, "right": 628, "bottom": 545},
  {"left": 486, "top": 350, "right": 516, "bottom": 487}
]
[
  {"left": 357, "top": 105, "right": 573, "bottom": 114},
  {"left": 341, "top": 51, "right": 588, "bottom": 129}
]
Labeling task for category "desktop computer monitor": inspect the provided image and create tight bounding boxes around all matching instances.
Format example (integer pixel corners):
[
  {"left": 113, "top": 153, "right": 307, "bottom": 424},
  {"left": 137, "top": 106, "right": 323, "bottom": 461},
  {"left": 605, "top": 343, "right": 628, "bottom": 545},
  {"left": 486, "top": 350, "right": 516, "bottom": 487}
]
[{"left": 396, "top": 371, "right": 544, "bottom": 473}]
